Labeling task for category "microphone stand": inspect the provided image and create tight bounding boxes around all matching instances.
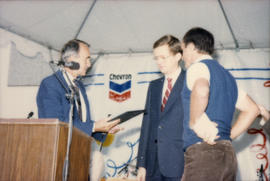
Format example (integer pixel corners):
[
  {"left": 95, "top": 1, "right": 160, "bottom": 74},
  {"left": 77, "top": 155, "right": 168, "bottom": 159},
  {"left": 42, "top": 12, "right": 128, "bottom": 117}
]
[
  {"left": 48, "top": 61, "right": 77, "bottom": 181},
  {"left": 99, "top": 114, "right": 111, "bottom": 152},
  {"left": 62, "top": 70, "right": 76, "bottom": 181},
  {"left": 258, "top": 164, "right": 264, "bottom": 181},
  {"left": 117, "top": 157, "right": 138, "bottom": 177}
]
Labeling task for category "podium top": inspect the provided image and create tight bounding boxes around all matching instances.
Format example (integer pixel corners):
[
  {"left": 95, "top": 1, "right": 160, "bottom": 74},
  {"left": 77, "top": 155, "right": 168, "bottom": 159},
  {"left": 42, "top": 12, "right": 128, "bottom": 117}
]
[
  {"left": 0, "top": 118, "right": 64, "bottom": 125},
  {"left": 0, "top": 118, "right": 91, "bottom": 138}
]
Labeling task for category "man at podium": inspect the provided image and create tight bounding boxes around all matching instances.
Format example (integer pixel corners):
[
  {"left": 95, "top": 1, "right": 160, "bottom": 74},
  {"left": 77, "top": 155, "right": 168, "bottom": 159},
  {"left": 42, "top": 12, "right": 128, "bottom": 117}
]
[{"left": 37, "top": 39, "right": 120, "bottom": 141}]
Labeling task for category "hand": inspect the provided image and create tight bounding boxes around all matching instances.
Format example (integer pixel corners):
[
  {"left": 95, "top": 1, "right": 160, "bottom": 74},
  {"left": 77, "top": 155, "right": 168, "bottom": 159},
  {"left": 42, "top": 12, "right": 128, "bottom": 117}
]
[
  {"left": 137, "top": 167, "right": 146, "bottom": 181},
  {"left": 108, "top": 125, "right": 124, "bottom": 134},
  {"left": 258, "top": 105, "right": 270, "bottom": 120},
  {"left": 94, "top": 118, "right": 120, "bottom": 132},
  {"left": 192, "top": 113, "right": 219, "bottom": 145}
]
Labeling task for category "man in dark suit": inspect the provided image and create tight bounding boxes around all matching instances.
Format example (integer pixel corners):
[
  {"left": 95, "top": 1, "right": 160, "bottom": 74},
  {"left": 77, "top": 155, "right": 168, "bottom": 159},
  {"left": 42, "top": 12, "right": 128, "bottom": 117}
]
[
  {"left": 137, "top": 35, "right": 185, "bottom": 181},
  {"left": 37, "top": 39, "right": 120, "bottom": 141}
]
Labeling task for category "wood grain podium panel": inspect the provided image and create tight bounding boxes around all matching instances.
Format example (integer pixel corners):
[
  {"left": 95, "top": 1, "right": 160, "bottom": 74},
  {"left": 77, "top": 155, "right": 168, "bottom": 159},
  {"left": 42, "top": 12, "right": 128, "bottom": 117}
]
[{"left": 0, "top": 118, "right": 92, "bottom": 181}]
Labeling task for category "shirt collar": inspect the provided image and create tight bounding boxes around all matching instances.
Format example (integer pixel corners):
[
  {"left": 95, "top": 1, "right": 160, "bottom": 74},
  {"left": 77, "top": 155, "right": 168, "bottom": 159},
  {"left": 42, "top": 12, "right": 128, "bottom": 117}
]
[
  {"left": 165, "top": 66, "right": 181, "bottom": 82},
  {"left": 194, "top": 55, "right": 213, "bottom": 64},
  {"left": 62, "top": 69, "right": 76, "bottom": 86}
]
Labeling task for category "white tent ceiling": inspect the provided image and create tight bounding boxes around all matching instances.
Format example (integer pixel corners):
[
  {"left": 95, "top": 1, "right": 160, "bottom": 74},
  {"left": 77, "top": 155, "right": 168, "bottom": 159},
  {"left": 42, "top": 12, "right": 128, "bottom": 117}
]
[{"left": 0, "top": 0, "right": 269, "bottom": 54}]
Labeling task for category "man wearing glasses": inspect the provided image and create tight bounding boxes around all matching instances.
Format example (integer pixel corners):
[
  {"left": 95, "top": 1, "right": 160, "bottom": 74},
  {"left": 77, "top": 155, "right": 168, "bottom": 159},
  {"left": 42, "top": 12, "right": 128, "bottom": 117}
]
[
  {"left": 137, "top": 35, "right": 185, "bottom": 181},
  {"left": 37, "top": 39, "right": 120, "bottom": 140}
]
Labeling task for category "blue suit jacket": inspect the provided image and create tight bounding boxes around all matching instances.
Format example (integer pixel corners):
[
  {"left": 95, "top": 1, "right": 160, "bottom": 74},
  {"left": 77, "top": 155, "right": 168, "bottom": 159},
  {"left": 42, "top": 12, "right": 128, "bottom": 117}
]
[
  {"left": 36, "top": 70, "right": 104, "bottom": 141},
  {"left": 137, "top": 70, "right": 185, "bottom": 177}
]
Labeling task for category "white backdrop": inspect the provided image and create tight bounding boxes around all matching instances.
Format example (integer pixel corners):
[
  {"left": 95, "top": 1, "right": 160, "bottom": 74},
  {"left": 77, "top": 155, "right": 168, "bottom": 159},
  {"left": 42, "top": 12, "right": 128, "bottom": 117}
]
[
  {"left": 0, "top": 29, "right": 269, "bottom": 181},
  {"left": 218, "top": 49, "right": 270, "bottom": 180},
  {"left": 86, "top": 53, "right": 161, "bottom": 178}
]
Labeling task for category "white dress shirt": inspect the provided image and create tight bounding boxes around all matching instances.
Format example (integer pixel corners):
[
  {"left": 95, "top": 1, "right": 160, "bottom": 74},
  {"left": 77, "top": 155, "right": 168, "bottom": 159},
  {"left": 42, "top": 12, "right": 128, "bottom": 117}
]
[
  {"left": 62, "top": 70, "right": 87, "bottom": 122},
  {"left": 162, "top": 67, "right": 182, "bottom": 100}
]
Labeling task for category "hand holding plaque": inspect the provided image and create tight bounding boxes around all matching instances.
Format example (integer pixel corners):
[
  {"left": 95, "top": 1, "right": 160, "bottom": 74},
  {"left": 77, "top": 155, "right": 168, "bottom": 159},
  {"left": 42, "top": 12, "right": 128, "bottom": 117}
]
[{"left": 108, "top": 110, "right": 146, "bottom": 124}]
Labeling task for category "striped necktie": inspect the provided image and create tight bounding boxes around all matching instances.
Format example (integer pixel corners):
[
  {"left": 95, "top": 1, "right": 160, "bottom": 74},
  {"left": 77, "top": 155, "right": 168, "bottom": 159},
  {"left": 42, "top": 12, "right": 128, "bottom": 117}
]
[{"left": 161, "top": 78, "right": 172, "bottom": 112}]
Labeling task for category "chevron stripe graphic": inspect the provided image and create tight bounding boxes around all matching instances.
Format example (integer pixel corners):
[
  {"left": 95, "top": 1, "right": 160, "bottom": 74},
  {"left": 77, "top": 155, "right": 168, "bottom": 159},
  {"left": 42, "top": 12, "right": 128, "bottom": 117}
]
[
  {"left": 109, "top": 80, "right": 131, "bottom": 93},
  {"left": 109, "top": 91, "right": 131, "bottom": 102}
]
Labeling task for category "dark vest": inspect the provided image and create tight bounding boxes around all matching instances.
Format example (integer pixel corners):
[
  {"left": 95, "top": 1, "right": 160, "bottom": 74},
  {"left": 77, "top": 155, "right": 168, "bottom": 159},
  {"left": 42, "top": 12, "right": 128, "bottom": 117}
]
[{"left": 181, "top": 59, "right": 238, "bottom": 150}]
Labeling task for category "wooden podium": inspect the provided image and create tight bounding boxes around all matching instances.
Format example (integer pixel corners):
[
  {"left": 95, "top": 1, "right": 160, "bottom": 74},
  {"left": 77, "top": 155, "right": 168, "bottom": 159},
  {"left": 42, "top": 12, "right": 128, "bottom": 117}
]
[{"left": 0, "top": 118, "right": 92, "bottom": 181}]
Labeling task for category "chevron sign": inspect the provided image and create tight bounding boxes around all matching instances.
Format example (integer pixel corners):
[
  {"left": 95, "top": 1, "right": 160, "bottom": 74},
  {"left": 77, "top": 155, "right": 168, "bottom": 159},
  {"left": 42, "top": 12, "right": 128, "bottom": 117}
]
[{"left": 109, "top": 74, "right": 132, "bottom": 102}]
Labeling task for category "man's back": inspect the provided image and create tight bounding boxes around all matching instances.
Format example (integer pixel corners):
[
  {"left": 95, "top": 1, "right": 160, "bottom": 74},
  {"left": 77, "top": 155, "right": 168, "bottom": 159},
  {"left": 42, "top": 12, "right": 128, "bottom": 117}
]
[{"left": 181, "top": 59, "right": 238, "bottom": 149}]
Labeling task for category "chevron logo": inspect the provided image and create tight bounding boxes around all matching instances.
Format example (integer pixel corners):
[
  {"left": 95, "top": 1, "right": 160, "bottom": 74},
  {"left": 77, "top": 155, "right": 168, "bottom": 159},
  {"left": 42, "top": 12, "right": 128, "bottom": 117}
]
[
  {"left": 109, "top": 73, "right": 132, "bottom": 102},
  {"left": 109, "top": 80, "right": 131, "bottom": 102}
]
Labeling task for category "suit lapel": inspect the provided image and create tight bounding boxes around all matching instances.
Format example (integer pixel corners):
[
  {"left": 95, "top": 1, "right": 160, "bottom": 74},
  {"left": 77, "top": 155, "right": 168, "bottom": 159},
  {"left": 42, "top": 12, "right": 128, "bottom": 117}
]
[
  {"left": 55, "top": 70, "right": 90, "bottom": 121},
  {"left": 152, "top": 77, "right": 164, "bottom": 118},
  {"left": 161, "top": 70, "right": 185, "bottom": 115},
  {"left": 55, "top": 70, "right": 70, "bottom": 94}
]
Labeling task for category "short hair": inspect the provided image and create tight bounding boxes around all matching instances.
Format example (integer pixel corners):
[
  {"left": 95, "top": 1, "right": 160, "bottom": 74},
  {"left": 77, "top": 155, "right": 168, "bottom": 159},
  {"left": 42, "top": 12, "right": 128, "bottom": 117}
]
[
  {"left": 61, "top": 39, "right": 90, "bottom": 62},
  {"left": 183, "top": 27, "right": 214, "bottom": 55},
  {"left": 153, "top": 35, "right": 182, "bottom": 55}
]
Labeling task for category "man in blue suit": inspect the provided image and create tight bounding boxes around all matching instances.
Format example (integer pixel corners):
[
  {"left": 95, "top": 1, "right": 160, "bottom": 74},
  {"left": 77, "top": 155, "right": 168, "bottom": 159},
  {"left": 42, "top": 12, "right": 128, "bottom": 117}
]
[
  {"left": 137, "top": 35, "right": 185, "bottom": 181},
  {"left": 37, "top": 39, "right": 120, "bottom": 141}
]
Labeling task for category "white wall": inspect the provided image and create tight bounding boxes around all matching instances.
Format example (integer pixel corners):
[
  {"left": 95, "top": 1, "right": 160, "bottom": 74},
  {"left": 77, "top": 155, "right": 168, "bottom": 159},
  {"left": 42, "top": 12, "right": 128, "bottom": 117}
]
[
  {"left": 217, "top": 49, "right": 270, "bottom": 180},
  {"left": 0, "top": 29, "right": 58, "bottom": 118}
]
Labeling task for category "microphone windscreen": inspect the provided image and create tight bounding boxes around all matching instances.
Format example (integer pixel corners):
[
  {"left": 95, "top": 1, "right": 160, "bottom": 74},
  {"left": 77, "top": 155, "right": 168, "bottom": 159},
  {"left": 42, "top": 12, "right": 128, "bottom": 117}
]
[
  {"left": 27, "top": 111, "right": 34, "bottom": 119},
  {"left": 57, "top": 61, "right": 80, "bottom": 70},
  {"left": 68, "top": 61, "right": 80, "bottom": 70}
]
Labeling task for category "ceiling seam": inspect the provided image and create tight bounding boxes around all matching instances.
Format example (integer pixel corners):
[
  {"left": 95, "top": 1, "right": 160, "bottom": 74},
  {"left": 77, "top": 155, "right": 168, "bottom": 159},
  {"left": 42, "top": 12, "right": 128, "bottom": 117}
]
[
  {"left": 74, "top": 0, "right": 98, "bottom": 39},
  {"left": 90, "top": 46, "right": 270, "bottom": 55},
  {"left": 217, "top": 0, "right": 240, "bottom": 49},
  {"left": 0, "top": 25, "right": 59, "bottom": 52}
]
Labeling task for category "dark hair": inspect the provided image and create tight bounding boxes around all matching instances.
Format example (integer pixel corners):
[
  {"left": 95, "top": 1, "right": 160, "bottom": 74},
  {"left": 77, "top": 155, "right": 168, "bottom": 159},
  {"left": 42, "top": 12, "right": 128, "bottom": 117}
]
[
  {"left": 61, "top": 39, "right": 90, "bottom": 61},
  {"left": 153, "top": 35, "right": 182, "bottom": 55},
  {"left": 183, "top": 27, "right": 214, "bottom": 55}
]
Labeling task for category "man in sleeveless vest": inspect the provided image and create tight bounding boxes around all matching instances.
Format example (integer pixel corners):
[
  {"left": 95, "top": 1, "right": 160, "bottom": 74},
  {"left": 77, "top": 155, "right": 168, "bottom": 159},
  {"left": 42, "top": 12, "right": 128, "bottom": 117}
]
[
  {"left": 180, "top": 27, "right": 262, "bottom": 181},
  {"left": 137, "top": 35, "right": 185, "bottom": 181}
]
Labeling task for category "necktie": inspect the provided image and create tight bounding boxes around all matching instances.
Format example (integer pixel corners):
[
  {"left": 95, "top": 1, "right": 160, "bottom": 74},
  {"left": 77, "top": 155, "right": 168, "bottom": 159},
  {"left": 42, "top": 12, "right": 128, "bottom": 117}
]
[
  {"left": 73, "top": 81, "right": 82, "bottom": 121},
  {"left": 161, "top": 78, "right": 172, "bottom": 112}
]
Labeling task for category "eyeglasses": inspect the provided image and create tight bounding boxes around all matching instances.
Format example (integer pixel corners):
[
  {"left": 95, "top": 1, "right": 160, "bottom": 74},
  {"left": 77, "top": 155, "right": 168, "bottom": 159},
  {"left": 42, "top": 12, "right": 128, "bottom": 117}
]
[{"left": 153, "top": 54, "right": 174, "bottom": 61}]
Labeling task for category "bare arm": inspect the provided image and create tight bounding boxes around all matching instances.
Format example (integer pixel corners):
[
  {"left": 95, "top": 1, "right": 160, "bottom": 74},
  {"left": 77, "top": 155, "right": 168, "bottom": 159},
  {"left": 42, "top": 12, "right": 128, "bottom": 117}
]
[
  {"left": 190, "top": 78, "right": 218, "bottom": 144},
  {"left": 190, "top": 78, "right": 209, "bottom": 128},
  {"left": 230, "top": 94, "right": 260, "bottom": 139},
  {"left": 258, "top": 105, "right": 270, "bottom": 125}
]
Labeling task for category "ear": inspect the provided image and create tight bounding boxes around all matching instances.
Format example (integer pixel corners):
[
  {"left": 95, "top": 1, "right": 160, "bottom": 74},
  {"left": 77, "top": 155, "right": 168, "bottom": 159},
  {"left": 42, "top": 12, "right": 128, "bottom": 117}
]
[
  {"left": 186, "top": 42, "right": 196, "bottom": 51},
  {"left": 175, "top": 52, "right": 182, "bottom": 62}
]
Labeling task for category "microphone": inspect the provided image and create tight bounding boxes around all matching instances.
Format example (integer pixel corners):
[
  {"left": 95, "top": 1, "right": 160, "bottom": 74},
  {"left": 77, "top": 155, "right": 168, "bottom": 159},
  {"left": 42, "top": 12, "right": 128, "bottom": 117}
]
[
  {"left": 57, "top": 60, "right": 80, "bottom": 70},
  {"left": 27, "top": 111, "right": 34, "bottom": 119},
  {"left": 49, "top": 60, "right": 80, "bottom": 70}
]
